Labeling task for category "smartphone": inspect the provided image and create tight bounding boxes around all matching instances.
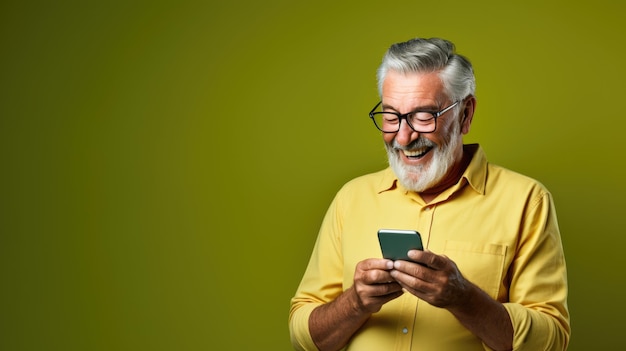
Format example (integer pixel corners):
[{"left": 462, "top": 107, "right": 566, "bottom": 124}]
[{"left": 378, "top": 229, "right": 423, "bottom": 261}]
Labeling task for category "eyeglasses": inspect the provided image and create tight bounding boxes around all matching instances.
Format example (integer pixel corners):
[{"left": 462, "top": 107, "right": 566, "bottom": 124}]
[{"left": 368, "top": 100, "right": 459, "bottom": 133}]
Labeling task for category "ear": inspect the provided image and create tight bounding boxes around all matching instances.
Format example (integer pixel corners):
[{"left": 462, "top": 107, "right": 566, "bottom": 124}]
[{"left": 460, "top": 95, "right": 476, "bottom": 135}]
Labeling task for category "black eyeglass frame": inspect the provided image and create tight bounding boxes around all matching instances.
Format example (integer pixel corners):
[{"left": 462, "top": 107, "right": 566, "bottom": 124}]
[{"left": 368, "top": 100, "right": 460, "bottom": 133}]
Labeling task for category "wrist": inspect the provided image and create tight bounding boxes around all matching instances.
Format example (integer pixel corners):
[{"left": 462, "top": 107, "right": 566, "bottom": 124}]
[
  {"left": 346, "top": 285, "right": 369, "bottom": 315},
  {"left": 447, "top": 281, "right": 483, "bottom": 316}
]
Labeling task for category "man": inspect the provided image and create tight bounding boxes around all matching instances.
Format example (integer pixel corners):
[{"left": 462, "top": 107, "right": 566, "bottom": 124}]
[{"left": 289, "top": 38, "right": 570, "bottom": 351}]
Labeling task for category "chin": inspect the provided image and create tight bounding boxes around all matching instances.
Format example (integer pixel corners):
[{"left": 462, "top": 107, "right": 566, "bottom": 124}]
[
  {"left": 386, "top": 143, "right": 455, "bottom": 193},
  {"left": 398, "top": 165, "right": 442, "bottom": 192}
]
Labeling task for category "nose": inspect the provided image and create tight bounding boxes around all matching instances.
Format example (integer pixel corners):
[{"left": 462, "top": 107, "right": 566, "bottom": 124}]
[{"left": 394, "top": 119, "right": 419, "bottom": 146}]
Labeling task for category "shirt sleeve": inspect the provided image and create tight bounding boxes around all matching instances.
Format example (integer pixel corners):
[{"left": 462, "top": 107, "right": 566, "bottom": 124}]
[
  {"left": 289, "top": 193, "right": 346, "bottom": 351},
  {"left": 503, "top": 188, "right": 570, "bottom": 350}
]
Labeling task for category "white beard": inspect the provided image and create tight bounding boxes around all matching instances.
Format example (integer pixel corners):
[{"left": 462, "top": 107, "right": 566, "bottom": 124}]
[{"left": 385, "top": 122, "right": 461, "bottom": 192}]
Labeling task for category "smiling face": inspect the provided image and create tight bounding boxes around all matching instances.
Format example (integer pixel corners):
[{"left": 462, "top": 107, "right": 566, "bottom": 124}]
[{"left": 382, "top": 70, "right": 470, "bottom": 192}]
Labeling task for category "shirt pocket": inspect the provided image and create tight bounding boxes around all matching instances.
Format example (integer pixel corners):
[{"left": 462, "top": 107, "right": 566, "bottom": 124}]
[{"left": 442, "top": 241, "right": 507, "bottom": 299}]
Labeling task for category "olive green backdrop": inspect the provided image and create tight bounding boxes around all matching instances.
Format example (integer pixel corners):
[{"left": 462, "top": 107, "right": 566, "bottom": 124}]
[{"left": 1, "top": 0, "right": 623, "bottom": 350}]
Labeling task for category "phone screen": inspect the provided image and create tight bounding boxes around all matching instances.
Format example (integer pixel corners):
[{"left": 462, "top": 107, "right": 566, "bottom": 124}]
[{"left": 377, "top": 229, "right": 423, "bottom": 261}]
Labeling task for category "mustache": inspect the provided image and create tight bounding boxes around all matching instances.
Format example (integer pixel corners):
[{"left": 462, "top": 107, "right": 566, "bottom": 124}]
[{"left": 391, "top": 137, "right": 436, "bottom": 151}]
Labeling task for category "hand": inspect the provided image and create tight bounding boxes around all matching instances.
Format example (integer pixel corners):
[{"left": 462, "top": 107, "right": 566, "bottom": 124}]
[
  {"left": 390, "top": 250, "right": 470, "bottom": 308},
  {"left": 351, "top": 258, "right": 404, "bottom": 314}
]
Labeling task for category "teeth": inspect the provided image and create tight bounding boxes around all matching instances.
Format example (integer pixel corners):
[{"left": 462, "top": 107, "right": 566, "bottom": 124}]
[{"left": 403, "top": 147, "right": 429, "bottom": 157}]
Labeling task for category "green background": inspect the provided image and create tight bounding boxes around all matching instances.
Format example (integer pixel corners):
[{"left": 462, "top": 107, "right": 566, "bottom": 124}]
[{"left": 1, "top": 0, "right": 623, "bottom": 350}]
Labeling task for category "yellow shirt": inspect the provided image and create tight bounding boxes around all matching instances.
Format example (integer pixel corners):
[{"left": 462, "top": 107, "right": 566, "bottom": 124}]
[{"left": 289, "top": 145, "right": 570, "bottom": 351}]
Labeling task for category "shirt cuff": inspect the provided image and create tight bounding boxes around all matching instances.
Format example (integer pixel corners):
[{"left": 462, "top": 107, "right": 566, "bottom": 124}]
[{"left": 289, "top": 303, "right": 321, "bottom": 351}]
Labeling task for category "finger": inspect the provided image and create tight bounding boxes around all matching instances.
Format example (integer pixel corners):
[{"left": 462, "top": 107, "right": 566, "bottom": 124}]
[
  {"left": 357, "top": 258, "right": 395, "bottom": 271},
  {"left": 356, "top": 260, "right": 397, "bottom": 285},
  {"left": 351, "top": 283, "right": 404, "bottom": 313},
  {"left": 369, "top": 288, "right": 405, "bottom": 309},
  {"left": 407, "top": 250, "right": 446, "bottom": 270},
  {"left": 380, "top": 289, "right": 404, "bottom": 302},
  {"left": 390, "top": 269, "right": 433, "bottom": 295},
  {"left": 393, "top": 259, "right": 430, "bottom": 280},
  {"left": 360, "top": 269, "right": 397, "bottom": 285},
  {"left": 393, "top": 260, "right": 449, "bottom": 288},
  {"left": 357, "top": 280, "right": 403, "bottom": 298}
]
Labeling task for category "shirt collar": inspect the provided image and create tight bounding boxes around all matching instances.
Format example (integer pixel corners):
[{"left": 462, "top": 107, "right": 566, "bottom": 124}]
[
  {"left": 377, "top": 143, "right": 487, "bottom": 196},
  {"left": 462, "top": 144, "right": 487, "bottom": 195}
]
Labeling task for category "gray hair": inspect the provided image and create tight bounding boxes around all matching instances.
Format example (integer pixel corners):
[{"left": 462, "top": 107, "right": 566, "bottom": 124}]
[{"left": 376, "top": 38, "right": 476, "bottom": 103}]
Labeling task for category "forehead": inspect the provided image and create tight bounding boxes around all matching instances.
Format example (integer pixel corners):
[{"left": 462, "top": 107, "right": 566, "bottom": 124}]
[{"left": 381, "top": 70, "right": 447, "bottom": 108}]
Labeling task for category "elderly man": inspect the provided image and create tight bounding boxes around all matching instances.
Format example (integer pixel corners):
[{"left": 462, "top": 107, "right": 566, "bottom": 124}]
[{"left": 289, "top": 37, "right": 570, "bottom": 351}]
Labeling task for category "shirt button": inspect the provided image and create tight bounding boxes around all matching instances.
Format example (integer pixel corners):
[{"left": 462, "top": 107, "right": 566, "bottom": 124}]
[{"left": 402, "top": 327, "right": 408, "bottom": 334}]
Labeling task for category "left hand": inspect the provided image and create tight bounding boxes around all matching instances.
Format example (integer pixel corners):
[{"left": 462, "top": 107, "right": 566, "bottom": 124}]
[{"left": 390, "top": 249, "right": 471, "bottom": 308}]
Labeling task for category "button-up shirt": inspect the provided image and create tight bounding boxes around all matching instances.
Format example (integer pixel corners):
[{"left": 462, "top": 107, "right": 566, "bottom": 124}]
[{"left": 289, "top": 144, "right": 570, "bottom": 350}]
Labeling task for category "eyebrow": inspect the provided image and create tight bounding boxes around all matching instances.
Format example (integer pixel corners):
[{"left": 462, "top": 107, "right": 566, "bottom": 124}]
[{"left": 381, "top": 103, "right": 441, "bottom": 113}]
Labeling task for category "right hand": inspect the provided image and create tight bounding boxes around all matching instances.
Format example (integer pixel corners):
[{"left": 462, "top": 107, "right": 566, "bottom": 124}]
[{"left": 351, "top": 258, "right": 404, "bottom": 314}]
